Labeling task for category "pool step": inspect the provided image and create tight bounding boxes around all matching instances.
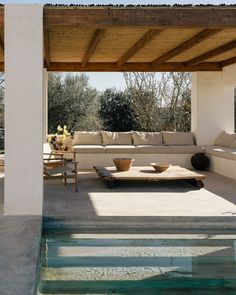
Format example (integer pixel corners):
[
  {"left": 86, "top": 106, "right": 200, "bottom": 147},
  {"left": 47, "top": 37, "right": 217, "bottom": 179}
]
[
  {"left": 43, "top": 216, "right": 236, "bottom": 234},
  {"left": 38, "top": 234, "right": 236, "bottom": 294},
  {"left": 39, "top": 278, "right": 236, "bottom": 294}
]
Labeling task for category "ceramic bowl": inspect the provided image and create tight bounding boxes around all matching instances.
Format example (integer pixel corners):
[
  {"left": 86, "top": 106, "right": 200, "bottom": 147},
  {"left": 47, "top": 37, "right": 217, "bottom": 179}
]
[
  {"left": 150, "top": 163, "right": 170, "bottom": 172},
  {"left": 113, "top": 158, "right": 135, "bottom": 171}
]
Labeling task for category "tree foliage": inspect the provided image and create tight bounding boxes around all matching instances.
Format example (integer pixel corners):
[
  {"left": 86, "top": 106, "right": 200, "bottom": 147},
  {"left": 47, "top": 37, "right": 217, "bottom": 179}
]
[
  {"left": 124, "top": 72, "right": 161, "bottom": 131},
  {"left": 100, "top": 88, "right": 137, "bottom": 131},
  {"left": 158, "top": 72, "right": 191, "bottom": 131},
  {"left": 0, "top": 72, "right": 192, "bottom": 153},
  {"left": 48, "top": 72, "right": 191, "bottom": 133},
  {"left": 124, "top": 72, "right": 191, "bottom": 132},
  {"left": 48, "top": 73, "right": 101, "bottom": 133}
]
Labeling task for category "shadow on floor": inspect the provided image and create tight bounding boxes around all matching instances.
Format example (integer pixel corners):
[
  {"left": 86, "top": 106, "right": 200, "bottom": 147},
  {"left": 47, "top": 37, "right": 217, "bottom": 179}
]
[{"left": 43, "top": 170, "right": 236, "bottom": 232}]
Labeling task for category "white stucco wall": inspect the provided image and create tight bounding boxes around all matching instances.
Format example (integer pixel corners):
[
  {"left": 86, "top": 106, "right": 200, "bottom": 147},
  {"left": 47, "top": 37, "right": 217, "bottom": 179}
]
[
  {"left": 191, "top": 66, "right": 235, "bottom": 145},
  {"left": 4, "top": 4, "right": 44, "bottom": 215},
  {"left": 43, "top": 68, "right": 48, "bottom": 143}
]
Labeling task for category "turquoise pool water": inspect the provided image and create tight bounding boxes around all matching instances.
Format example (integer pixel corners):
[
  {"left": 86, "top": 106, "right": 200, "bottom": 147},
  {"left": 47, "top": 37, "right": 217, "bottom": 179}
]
[{"left": 37, "top": 228, "right": 236, "bottom": 294}]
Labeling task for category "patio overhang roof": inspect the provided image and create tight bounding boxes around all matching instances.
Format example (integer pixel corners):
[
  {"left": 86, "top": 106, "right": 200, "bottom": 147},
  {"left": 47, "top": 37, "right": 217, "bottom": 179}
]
[
  {"left": 43, "top": 6, "right": 236, "bottom": 72},
  {"left": 0, "top": 6, "right": 236, "bottom": 72}
]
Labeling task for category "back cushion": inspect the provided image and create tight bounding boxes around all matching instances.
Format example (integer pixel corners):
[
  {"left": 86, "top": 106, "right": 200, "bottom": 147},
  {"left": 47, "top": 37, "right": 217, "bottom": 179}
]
[
  {"left": 163, "top": 131, "right": 195, "bottom": 146},
  {"left": 215, "top": 131, "right": 236, "bottom": 147},
  {"left": 230, "top": 139, "right": 236, "bottom": 148},
  {"left": 73, "top": 131, "right": 102, "bottom": 145},
  {"left": 132, "top": 131, "right": 163, "bottom": 145},
  {"left": 101, "top": 131, "right": 132, "bottom": 145}
]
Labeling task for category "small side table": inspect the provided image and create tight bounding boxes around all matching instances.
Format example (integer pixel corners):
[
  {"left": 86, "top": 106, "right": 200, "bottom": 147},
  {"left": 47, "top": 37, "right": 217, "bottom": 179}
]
[{"left": 191, "top": 153, "right": 209, "bottom": 171}]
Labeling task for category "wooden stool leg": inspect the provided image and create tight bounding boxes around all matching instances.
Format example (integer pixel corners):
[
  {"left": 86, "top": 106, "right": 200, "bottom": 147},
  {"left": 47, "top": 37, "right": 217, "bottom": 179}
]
[
  {"left": 75, "top": 162, "right": 78, "bottom": 192},
  {"left": 64, "top": 172, "right": 67, "bottom": 186},
  {"left": 186, "top": 179, "right": 204, "bottom": 189}
]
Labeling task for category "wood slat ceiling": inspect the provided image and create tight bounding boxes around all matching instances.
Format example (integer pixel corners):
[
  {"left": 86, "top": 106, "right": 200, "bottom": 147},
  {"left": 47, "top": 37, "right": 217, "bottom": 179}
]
[
  {"left": 2, "top": 7, "right": 236, "bottom": 72},
  {"left": 44, "top": 7, "right": 236, "bottom": 72},
  {"left": 0, "top": 7, "right": 4, "bottom": 67}
]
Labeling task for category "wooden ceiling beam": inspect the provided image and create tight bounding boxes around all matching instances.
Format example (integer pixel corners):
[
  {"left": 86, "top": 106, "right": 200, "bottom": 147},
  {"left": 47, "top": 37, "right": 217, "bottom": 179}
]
[
  {"left": 186, "top": 39, "right": 236, "bottom": 66},
  {"left": 0, "top": 8, "right": 4, "bottom": 53},
  {"left": 117, "top": 29, "right": 164, "bottom": 67},
  {"left": 151, "top": 29, "right": 221, "bottom": 65},
  {"left": 0, "top": 8, "right": 4, "bottom": 29},
  {"left": 219, "top": 56, "right": 236, "bottom": 68},
  {"left": 0, "top": 36, "right": 4, "bottom": 52},
  {"left": 0, "top": 62, "right": 4, "bottom": 72},
  {"left": 44, "top": 28, "right": 50, "bottom": 68},
  {"left": 82, "top": 29, "right": 105, "bottom": 67},
  {"left": 47, "top": 62, "right": 221, "bottom": 72},
  {"left": 44, "top": 8, "right": 236, "bottom": 29}
]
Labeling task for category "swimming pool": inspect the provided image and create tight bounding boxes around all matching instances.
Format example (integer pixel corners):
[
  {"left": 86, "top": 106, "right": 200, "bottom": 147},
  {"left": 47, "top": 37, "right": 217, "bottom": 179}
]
[{"left": 37, "top": 229, "right": 236, "bottom": 294}]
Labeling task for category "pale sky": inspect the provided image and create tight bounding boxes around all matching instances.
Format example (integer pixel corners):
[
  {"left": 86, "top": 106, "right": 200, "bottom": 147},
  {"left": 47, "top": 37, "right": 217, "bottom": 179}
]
[{"left": 3, "top": 0, "right": 233, "bottom": 90}]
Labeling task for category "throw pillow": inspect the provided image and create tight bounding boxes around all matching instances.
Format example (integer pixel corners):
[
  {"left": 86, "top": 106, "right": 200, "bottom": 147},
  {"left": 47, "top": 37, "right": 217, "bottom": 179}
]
[
  {"left": 162, "top": 131, "right": 195, "bottom": 146},
  {"left": 132, "top": 131, "right": 163, "bottom": 145},
  {"left": 101, "top": 131, "right": 132, "bottom": 145}
]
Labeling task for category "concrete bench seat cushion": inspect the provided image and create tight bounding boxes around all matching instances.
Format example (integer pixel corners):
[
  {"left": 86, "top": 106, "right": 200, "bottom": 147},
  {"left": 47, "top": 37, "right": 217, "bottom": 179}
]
[
  {"left": 73, "top": 145, "right": 105, "bottom": 154},
  {"left": 206, "top": 146, "right": 236, "bottom": 161},
  {"left": 170, "top": 145, "right": 205, "bottom": 154},
  {"left": 136, "top": 145, "right": 172, "bottom": 154},
  {"left": 105, "top": 145, "right": 137, "bottom": 154},
  {"left": 73, "top": 144, "right": 203, "bottom": 155}
]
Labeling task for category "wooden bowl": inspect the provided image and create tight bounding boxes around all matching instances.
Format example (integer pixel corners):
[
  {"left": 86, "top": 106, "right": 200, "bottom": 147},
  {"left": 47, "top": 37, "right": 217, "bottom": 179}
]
[
  {"left": 113, "top": 158, "right": 135, "bottom": 171},
  {"left": 150, "top": 163, "right": 170, "bottom": 172}
]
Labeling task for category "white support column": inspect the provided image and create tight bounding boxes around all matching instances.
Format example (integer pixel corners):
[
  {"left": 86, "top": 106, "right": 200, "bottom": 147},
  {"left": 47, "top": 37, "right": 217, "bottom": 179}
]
[
  {"left": 43, "top": 68, "right": 48, "bottom": 143},
  {"left": 4, "top": 4, "right": 44, "bottom": 215},
  {"left": 191, "top": 69, "right": 235, "bottom": 145}
]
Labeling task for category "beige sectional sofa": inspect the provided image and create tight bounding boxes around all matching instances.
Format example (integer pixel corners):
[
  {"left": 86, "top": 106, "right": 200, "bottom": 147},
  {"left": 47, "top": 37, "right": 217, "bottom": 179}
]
[
  {"left": 71, "top": 131, "right": 205, "bottom": 170},
  {"left": 205, "top": 131, "right": 236, "bottom": 180}
]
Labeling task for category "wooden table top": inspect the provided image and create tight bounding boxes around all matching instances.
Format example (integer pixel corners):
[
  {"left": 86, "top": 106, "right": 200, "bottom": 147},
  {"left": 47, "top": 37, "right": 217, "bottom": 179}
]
[{"left": 94, "top": 165, "right": 206, "bottom": 181}]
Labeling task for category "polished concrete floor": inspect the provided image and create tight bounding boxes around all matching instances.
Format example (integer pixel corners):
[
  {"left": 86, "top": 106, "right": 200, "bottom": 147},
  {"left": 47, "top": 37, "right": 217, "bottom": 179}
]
[
  {"left": 1, "top": 170, "right": 236, "bottom": 218},
  {"left": 0, "top": 215, "right": 42, "bottom": 295},
  {"left": 44, "top": 170, "right": 236, "bottom": 218}
]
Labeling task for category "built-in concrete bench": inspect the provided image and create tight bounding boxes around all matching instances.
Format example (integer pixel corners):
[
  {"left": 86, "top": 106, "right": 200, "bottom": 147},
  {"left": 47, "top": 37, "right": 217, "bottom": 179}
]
[
  {"left": 205, "top": 131, "right": 236, "bottom": 180},
  {"left": 71, "top": 131, "right": 205, "bottom": 170},
  {"left": 62, "top": 130, "right": 236, "bottom": 180}
]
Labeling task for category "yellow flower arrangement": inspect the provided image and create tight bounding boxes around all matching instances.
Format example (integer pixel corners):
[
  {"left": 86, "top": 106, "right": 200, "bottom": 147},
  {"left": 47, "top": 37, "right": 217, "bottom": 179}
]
[{"left": 48, "top": 125, "right": 72, "bottom": 151}]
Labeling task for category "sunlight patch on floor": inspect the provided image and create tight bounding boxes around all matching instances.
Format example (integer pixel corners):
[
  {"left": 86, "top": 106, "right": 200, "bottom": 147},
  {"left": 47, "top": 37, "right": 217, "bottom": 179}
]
[{"left": 88, "top": 191, "right": 236, "bottom": 216}]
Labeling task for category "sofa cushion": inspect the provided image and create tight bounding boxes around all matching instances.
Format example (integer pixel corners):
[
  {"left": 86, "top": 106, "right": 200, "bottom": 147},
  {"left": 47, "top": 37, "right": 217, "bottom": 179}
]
[
  {"left": 101, "top": 131, "right": 132, "bottom": 145},
  {"left": 230, "top": 139, "right": 236, "bottom": 148},
  {"left": 206, "top": 146, "right": 236, "bottom": 161},
  {"left": 132, "top": 131, "right": 163, "bottom": 145},
  {"left": 214, "top": 131, "right": 236, "bottom": 147},
  {"left": 170, "top": 145, "right": 205, "bottom": 154},
  {"left": 73, "top": 131, "right": 102, "bottom": 145},
  {"left": 105, "top": 145, "right": 137, "bottom": 154},
  {"left": 73, "top": 145, "right": 105, "bottom": 154},
  {"left": 136, "top": 145, "right": 172, "bottom": 154},
  {"left": 162, "top": 131, "right": 195, "bottom": 146}
]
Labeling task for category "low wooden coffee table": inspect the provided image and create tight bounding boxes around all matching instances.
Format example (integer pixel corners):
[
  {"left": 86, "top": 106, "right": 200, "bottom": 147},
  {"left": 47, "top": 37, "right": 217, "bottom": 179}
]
[{"left": 94, "top": 165, "right": 205, "bottom": 189}]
